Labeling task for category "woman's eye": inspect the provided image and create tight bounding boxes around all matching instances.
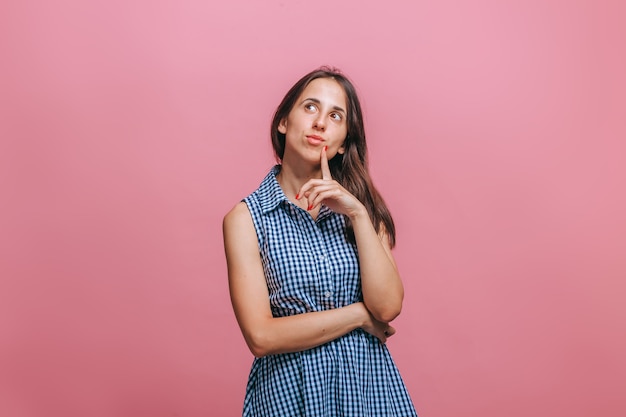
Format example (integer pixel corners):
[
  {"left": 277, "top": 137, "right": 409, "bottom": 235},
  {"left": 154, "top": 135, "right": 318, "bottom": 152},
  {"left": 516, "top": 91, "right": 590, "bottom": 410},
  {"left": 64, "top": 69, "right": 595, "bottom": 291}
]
[
  {"left": 305, "top": 103, "right": 317, "bottom": 112},
  {"left": 330, "top": 112, "right": 342, "bottom": 121}
]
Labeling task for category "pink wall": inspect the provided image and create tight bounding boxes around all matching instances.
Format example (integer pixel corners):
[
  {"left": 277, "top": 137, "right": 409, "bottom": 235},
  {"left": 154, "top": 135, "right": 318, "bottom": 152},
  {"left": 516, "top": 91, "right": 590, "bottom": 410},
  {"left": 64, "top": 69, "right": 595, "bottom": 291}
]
[{"left": 1, "top": 1, "right": 625, "bottom": 416}]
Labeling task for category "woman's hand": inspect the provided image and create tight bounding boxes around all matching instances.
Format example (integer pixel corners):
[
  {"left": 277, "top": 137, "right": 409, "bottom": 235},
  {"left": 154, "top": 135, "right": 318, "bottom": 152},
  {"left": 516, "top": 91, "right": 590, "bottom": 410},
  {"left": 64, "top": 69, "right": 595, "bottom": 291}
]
[{"left": 296, "top": 146, "right": 365, "bottom": 218}]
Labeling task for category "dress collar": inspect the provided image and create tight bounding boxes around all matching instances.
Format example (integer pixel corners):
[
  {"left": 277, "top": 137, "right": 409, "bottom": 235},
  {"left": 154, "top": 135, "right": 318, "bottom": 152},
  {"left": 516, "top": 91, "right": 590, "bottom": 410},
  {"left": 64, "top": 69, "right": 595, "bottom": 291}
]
[
  {"left": 256, "top": 165, "right": 334, "bottom": 222},
  {"left": 257, "top": 165, "right": 287, "bottom": 214}
]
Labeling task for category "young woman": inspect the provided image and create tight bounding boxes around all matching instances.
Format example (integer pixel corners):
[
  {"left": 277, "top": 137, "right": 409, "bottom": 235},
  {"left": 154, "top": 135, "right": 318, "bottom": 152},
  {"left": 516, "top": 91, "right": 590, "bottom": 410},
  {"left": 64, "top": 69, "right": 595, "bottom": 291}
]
[{"left": 223, "top": 67, "right": 417, "bottom": 416}]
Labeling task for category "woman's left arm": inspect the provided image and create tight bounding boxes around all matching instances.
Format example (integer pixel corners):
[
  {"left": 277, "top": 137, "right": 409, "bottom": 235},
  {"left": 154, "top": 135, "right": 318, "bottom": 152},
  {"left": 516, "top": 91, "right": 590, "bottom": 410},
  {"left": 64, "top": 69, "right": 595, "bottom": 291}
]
[
  {"left": 349, "top": 209, "right": 404, "bottom": 323},
  {"left": 299, "top": 147, "right": 404, "bottom": 323}
]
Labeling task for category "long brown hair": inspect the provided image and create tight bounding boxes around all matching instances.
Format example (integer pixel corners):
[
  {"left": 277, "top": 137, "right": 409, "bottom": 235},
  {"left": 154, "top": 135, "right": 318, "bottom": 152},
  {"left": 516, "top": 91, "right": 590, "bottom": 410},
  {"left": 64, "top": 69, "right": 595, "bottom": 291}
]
[{"left": 270, "top": 66, "right": 396, "bottom": 247}]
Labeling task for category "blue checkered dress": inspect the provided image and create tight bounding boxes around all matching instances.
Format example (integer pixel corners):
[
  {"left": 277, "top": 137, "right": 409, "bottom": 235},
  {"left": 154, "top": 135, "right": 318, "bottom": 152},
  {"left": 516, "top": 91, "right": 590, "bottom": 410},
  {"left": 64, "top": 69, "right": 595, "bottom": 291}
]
[{"left": 241, "top": 165, "right": 418, "bottom": 417}]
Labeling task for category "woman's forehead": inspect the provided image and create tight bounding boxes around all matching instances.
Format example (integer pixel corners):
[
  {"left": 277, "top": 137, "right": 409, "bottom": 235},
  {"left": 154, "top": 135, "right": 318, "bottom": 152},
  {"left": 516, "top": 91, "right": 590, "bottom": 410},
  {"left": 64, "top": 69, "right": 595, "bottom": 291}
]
[{"left": 298, "top": 78, "right": 348, "bottom": 109}]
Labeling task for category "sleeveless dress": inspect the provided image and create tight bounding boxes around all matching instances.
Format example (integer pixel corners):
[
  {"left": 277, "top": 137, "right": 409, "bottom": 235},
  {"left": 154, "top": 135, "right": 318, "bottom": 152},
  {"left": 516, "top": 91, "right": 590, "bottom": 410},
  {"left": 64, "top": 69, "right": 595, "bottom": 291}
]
[{"left": 242, "top": 165, "right": 418, "bottom": 417}]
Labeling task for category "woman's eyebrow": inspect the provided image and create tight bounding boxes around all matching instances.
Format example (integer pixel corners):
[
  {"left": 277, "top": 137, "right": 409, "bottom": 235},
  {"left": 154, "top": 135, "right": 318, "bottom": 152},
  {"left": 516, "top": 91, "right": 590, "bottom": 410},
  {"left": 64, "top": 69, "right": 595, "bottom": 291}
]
[{"left": 302, "top": 97, "right": 346, "bottom": 114}]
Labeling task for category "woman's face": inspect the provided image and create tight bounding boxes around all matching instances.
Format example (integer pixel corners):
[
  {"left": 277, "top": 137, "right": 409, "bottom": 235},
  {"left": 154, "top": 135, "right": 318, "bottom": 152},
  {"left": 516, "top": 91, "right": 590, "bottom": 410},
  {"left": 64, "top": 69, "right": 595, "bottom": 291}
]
[{"left": 278, "top": 77, "right": 348, "bottom": 164}]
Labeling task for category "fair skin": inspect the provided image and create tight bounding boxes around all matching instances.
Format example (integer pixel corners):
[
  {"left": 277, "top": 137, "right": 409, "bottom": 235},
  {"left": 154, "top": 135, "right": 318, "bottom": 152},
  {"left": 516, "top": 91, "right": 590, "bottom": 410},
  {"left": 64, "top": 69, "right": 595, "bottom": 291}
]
[{"left": 223, "top": 78, "right": 404, "bottom": 358}]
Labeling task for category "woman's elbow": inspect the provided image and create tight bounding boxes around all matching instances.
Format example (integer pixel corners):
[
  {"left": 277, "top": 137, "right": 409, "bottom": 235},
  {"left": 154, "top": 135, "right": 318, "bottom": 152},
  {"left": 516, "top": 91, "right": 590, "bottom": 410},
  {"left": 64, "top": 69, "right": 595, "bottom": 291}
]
[
  {"left": 248, "top": 344, "right": 268, "bottom": 358},
  {"left": 245, "top": 330, "right": 274, "bottom": 358},
  {"left": 368, "top": 294, "right": 403, "bottom": 323},
  {"left": 374, "top": 306, "right": 402, "bottom": 323}
]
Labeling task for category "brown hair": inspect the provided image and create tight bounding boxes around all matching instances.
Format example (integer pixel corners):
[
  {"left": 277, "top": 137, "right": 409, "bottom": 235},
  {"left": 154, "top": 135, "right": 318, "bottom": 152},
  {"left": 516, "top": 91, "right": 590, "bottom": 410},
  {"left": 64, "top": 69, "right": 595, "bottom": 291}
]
[{"left": 270, "top": 66, "right": 396, "bottom": 247}]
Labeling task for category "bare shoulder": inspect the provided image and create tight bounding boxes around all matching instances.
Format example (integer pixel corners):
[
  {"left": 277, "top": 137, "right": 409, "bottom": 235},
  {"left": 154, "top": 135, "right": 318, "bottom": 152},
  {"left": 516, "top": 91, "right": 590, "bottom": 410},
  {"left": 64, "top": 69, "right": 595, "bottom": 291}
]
[
  {"left": 223, "top": 201, "right": 256, "bottom": 244},
  {"left": 223, "top": 201, "right": 251, "bottom": 228}
]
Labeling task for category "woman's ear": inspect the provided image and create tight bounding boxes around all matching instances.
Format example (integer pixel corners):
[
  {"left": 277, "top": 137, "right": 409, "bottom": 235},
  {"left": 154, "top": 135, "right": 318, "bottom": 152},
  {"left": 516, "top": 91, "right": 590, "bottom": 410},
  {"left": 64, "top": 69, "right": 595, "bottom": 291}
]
[{"left": 278, "top": 118, "right": 287, "bottom": 134}]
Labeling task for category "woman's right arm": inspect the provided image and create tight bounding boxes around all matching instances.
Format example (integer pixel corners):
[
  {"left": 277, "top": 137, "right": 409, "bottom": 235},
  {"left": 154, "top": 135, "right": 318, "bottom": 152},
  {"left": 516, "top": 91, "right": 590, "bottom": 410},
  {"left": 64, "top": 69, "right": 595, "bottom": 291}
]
[{"left": 223, "top": 202, "right": 393, "bottom": 358}]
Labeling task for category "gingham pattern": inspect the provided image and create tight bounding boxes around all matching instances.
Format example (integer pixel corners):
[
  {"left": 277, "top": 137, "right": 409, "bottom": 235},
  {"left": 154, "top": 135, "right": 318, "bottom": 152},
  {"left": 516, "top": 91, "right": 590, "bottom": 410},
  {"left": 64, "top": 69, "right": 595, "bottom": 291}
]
[{"left": 241, "top": 165, "right": 418, "bottom": 417}]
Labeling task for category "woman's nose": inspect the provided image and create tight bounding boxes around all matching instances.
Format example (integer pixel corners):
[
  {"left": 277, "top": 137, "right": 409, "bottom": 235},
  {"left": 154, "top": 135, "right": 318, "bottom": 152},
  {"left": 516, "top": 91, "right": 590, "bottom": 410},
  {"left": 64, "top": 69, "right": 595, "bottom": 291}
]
[{"left": 313, "top": 115, "right": 326, "bottom": 130}]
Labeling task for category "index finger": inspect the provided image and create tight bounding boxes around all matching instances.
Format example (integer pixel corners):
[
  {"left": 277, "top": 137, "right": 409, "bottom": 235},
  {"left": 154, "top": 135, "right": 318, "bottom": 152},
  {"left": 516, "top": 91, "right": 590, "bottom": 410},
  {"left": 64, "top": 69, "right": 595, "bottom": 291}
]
[{"left": 321, "top": 146, "right": 332, "bottom": 180}]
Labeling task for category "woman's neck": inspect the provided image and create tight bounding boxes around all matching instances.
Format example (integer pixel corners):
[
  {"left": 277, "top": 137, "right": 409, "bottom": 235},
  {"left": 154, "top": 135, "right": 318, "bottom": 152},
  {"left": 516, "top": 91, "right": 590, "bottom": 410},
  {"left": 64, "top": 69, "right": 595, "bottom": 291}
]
[{"left": 276, "top": 162, "right": 321, "bottom": 210}]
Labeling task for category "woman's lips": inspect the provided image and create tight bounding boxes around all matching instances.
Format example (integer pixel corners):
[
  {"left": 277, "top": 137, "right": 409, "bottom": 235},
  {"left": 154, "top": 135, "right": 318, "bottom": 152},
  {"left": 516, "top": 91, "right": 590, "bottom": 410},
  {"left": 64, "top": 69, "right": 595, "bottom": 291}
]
[{"left": 306, "top": 135, "right": 324, "bottom": 146}]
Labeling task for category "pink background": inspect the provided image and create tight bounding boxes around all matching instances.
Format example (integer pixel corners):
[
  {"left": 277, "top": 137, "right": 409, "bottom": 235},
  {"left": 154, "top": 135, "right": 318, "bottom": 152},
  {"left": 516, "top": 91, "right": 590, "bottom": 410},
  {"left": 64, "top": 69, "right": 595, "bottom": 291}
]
[{"left": 1, "top": 1, "right": 625, "bottom": 416}]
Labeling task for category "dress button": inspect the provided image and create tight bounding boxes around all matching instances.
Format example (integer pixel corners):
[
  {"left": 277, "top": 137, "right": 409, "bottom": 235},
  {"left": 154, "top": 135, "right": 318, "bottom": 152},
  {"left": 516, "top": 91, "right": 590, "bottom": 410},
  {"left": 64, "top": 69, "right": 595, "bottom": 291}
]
[
  {"left": 324, "top": 291, "right": 332, "bottom": 298},
  {"left": 319, "top": 254, "right": 326, "bottom": 260}
]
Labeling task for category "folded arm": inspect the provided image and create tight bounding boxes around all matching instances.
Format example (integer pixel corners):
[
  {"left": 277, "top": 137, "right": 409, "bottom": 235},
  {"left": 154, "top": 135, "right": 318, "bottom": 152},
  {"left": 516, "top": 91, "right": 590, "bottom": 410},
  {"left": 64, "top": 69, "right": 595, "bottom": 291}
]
[{"left": 223, "top": 202, "right": 393, "bottom": 358}]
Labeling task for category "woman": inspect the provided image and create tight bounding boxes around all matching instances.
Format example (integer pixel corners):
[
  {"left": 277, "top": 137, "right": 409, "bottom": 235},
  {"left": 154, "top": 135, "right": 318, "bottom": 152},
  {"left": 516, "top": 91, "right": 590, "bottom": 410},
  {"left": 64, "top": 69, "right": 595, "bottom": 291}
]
[{"left": 223, "top": 66, "right": 417, "bottom": 416}]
